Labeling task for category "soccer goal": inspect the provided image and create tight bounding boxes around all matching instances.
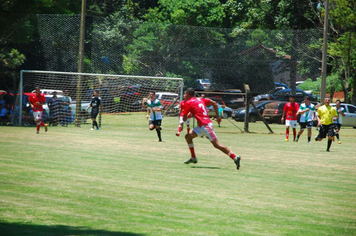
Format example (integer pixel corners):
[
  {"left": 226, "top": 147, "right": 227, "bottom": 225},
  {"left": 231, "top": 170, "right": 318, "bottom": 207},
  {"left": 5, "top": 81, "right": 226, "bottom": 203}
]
[{"left": 15, "top": 70, "right": 184, "bottom": 126}]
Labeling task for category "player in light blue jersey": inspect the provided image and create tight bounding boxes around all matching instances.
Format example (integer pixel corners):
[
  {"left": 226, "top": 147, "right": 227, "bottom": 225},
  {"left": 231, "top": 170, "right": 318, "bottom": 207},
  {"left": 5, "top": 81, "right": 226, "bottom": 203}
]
[
  {"left": 146, "top": 91, "right": 163, "bottom": 142},
  {"left": 296, "top": 96, "right": 316, "bottom": 143}
]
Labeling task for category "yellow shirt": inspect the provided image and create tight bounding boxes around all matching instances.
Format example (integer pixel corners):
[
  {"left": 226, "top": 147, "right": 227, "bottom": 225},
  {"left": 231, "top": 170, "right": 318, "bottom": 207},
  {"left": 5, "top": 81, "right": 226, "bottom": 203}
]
[{"left": 317, "top": 105, "right": 337, "bottom": 125}]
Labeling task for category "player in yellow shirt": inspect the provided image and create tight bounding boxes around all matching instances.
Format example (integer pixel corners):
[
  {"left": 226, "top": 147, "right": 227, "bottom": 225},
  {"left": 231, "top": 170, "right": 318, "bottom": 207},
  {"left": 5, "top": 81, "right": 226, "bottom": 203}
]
[{"left": 315, "top": 97, "right": 338, "bottom": 152}]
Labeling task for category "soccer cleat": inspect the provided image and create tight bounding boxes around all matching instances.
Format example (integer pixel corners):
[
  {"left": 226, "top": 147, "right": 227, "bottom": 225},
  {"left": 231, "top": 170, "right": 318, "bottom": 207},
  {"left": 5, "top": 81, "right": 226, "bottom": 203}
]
[
  {"left": 36, "top": 131, "right": 39, "bottom": 134},
  {"left": 176, "top": 132, "right": 180, "bottom": 137},
  {"left": 91, "top": 128, "right": 94, "bottom": 130},
  {"left": 184, "top": 158, "right": 197, "bottom": 164},
  {"left": 295, "top": 138, "right": 298, "bottom": 142},
  {"left": 234, "top": 156, "right": 241, "bottom": 170},
  {"left": 159, "top": 139, "right": 162, "bottom": 142},
  {"left": 44, "top": 124, "right": 48, "bottom": 132},
  {"left": 337, "top": 140, "right": 341, "bottom": 144},
  {"left": 308, "top": 141, "right": 311, "bottom": 144},
  {"left": 284, "top": 139, "right": 289, "bottom": 142},
  {"left": 96, "top": 127, "right": 99, "bottom": 130}
]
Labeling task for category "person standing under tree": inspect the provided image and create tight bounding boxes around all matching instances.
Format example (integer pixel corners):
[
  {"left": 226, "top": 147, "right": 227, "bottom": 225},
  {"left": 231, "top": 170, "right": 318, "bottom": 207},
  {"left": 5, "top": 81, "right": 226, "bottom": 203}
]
[
  {"left": 281, "top": 95, "right": 300, "bottom": 142},
  {"left": 296, "top": 96, "right": 316, "bottom": 143},
  {"left": 315, "top": 97, "right": 338, "bottom": 152},
  {"left": 28, "top": 87, "right": 48, "bottom": 134},
  {"left": 181, "top": 88, "right": 241, "bottom": 170},
  {"left": 86, "top": 90, "right": 103, "bottom": 130},
  {"left": 334, "top": 99, "right": 345, "bottom": 144},
  {"left": 146, "top": 91, "right": 163, "bottom": 142}
]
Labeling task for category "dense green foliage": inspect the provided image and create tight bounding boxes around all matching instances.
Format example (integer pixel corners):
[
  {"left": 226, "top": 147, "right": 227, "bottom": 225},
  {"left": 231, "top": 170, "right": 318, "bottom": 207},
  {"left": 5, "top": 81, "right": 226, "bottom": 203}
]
[{"left": 0, "top": 0, "right": 355, "bottom": 102}]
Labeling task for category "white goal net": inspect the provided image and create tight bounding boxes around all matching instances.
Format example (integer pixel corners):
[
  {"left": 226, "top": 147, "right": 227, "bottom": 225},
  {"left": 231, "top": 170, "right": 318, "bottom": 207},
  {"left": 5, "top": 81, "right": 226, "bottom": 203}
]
[{"left": 14, "top": 70, "right": 183, "bottom": 126}]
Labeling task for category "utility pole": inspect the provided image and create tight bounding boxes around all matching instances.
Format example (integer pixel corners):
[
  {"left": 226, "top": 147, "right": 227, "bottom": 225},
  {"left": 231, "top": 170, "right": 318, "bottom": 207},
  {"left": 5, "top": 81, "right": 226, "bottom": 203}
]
[
  {"left": 75, "top": 0, "right": 86, "bottom": 127},
  {"left": 321, "top": 0, "right": 330, "bottom": 104}
]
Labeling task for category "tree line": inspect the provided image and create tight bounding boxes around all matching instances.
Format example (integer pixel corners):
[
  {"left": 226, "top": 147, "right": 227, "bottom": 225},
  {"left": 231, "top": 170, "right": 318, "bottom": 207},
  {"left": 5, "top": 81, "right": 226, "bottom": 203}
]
[{"left": 0, "top": 0, "right": 355, "bottom": 103}]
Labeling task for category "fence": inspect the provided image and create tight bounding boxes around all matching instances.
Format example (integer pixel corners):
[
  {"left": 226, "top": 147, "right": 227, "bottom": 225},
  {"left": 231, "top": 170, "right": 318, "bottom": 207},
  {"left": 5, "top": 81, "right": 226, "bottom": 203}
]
[{"left": 9, "top": 14, "right": 322, "bottom": 96}]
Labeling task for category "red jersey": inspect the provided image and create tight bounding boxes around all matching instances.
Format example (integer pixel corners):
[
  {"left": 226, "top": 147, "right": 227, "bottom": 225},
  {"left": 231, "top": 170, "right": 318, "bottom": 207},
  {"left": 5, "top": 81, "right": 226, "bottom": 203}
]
[
  {"left": 181, "top": 97, "right": 212, "bottom": 127},
  {"left": 283, "top": 102, "right": 300, "bottom": 120},
  {"left": 28, "top": 93, "right": 46, "bottom": 112}
]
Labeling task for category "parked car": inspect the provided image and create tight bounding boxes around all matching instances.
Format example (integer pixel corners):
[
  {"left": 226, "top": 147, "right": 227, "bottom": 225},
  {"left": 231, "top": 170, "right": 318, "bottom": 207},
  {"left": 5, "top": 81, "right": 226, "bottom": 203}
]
[
  {"left": 253, "top": 82, "right": 290, "bottom": 102},
  {"left": 262, "top": 101, "right": 288, "bottom": 124},
  {"left": 196, "top": 79, "right": 211, "bottom": 90},
  {"left": 272, "top": 88, "right": 317, "bottom": 103},
  {"left": 207, "top": 98, "right": 233, "bottom": 118},
  {"left": 331, "top": 103, "right": 356, "bottom": 128},
  {"left": 232, "top": 101, "right": 273, "bottom": 122},
  {"left": 155, "top": 92, "right": 179, "bottom": 110}
]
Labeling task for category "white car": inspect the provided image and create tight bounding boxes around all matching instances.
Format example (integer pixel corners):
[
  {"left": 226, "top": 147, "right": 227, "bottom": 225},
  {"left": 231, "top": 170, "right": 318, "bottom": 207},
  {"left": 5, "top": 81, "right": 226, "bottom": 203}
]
[
  {"left": 331, "top": 103, "right": 356, "bottom": 128},
  {"left": 155, "top": 92, "right": 179, "bottom": 110}
]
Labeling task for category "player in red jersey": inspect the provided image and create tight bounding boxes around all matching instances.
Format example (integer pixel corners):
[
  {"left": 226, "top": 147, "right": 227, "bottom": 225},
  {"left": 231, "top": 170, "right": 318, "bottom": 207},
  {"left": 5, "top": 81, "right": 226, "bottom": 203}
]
[
  {"left": 281, "top": 95, "right": 299, "bottom": 141},
  {"left": 28, "top": 87, "right": 48, "bottom": 134},
  {"left": 181, "top": 88, "right": 241, "bottom": 170}
]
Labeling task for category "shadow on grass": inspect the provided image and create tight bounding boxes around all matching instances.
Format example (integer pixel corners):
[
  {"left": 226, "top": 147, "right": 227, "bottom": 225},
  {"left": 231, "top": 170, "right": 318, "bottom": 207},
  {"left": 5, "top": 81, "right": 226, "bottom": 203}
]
[
  {"left": 0, "top": 221, "right": 144, "bottom": 236},
  {"left": 191, "top": 166, "right": 221, "bottom": 169}
]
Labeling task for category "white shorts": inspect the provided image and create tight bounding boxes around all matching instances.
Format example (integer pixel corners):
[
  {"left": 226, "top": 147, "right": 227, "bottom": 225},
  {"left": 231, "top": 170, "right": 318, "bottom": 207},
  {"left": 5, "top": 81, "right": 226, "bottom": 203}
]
[
  {"left": 285, "top": 120, "right": 298, "bottom": 128},
  {"left": 193, "top": 123, "right": 217, "bottom": 141},
  {"left": 33, "top": 111, "right": 43, "bottom": 121}
]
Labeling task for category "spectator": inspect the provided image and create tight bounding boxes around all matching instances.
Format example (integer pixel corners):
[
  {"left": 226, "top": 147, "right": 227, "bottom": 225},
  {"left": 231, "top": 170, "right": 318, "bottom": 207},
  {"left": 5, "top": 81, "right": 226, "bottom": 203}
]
[
  {"left": 42, "top": 109, "right": 50, "bottom": 123},
  {"left": 0, "top": 103, "right": 9, "bottom": 124},
  {"left": 61, "top": 106, "right": 74, "bottom": 126},
  {"left": 3, "top": 88, "right": 14, "bottom": 108},
  {"left": 61, "top": 89, "right": 72, "bottom": 110},
  {"left": 48, "top": 91, "right": 61, "bottom": 126}
]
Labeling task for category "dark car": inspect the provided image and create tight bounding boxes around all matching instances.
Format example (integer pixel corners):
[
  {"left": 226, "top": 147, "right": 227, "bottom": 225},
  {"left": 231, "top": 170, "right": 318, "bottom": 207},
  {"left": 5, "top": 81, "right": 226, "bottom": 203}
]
[
  {"left": 262, "top": 101, "right": 288, "bottom": 124},
  {"left": 272, "top": 88, "right": 317, "bottom": 103},
  {"left": 232, "top": 101, "right": 273, "bottom": 122},
  {"left": 253, "top": 82, "right": 290, "bottom": 102}
]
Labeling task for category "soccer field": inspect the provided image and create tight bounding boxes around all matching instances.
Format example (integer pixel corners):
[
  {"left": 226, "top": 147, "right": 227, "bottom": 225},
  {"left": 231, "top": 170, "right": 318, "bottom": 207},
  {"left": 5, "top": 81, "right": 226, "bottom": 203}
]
[{"left": 1, "top": 113, "right": 355, "bottom": 235}]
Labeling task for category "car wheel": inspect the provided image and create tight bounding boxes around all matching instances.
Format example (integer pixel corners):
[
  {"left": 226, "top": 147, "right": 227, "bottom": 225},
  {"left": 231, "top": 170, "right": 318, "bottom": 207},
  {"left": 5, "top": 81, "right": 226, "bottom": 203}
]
[{"left": 249, "top": 115, "right": 257, "bottom": 123}]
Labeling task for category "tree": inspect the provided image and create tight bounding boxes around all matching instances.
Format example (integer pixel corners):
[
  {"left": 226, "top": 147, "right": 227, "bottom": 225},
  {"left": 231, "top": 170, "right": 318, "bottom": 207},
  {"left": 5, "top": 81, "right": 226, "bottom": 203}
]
[{"left": 327, "top": 0, "right": 356, "bottom": 103}]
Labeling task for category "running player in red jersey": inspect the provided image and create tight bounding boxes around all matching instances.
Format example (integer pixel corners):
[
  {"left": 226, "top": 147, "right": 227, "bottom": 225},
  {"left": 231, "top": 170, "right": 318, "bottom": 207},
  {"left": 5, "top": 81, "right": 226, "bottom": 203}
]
[
  {"left": 28, "top": 87, "right": 48, "bottom": 134},
  {"left": 281, "top": 95, "right": 299, "bottom": 141},
  {"left": 181, "top": 88, "right": 241, "bottom": 170}
]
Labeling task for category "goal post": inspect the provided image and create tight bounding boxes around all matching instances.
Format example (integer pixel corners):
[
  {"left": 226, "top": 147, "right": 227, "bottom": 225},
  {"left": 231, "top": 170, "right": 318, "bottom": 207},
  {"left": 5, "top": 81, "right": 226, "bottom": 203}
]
[{"left": 15, "top": 70, "right": 184, "bottom": 126}]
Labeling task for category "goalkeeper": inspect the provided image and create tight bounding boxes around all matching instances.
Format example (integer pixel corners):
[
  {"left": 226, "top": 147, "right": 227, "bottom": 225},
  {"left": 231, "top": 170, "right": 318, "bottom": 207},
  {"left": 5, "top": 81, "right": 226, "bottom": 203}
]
[{"left": 86, "top": 90, "right": 103, "bottom": 130}]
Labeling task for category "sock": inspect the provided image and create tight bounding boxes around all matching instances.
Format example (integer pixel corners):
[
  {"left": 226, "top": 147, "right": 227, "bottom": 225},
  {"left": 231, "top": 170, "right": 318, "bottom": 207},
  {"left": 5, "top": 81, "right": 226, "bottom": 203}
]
[
  {"left": 308, "top": 136, "right": 311, "bottom": 142},
  {"left": 37, "top": 125, "right": 40, "bottom": 131},
  {"left": 335, "top": 133, "right": 339, "bottom": 140},
  {"left": 40, "top": 122, "right": 45, "bottom": 126},
  {"left": 327, "top": 139, "right": 332, "bottom": 151},
  {"left": 286, "top": 129, "right": 289, "bottom": 139},
  {"left": 188, "top": 143, "right": 196, "bottom": 158},
  {"left": 187, "top": 127, "right": 190, "bottom": 133},
  {"left": 92, "top": 121, "right": 95, "bottom": 128},
  {"left": 94, "top": 120, "right": 98, "bottom": 128},
  {"left": 297, "top": 134, "right": 300, "bottom": 140},
  {"left": 228, "top": 151, "right": 237, "bottom": 160},
  {"left": 293, "top": 130, "right": 296, "bottom": 140},
  {"left": 178, "top": 125, "right": 183, "bottom": 132},
  {"left": 156, "top": 128, "right": 162, "bottom": 141}
]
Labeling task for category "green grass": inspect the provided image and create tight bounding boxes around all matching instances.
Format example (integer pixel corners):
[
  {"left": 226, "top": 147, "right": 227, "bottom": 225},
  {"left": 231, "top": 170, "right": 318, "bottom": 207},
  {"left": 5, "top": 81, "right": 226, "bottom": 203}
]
[{"left": 1, "top": 113, "right": 356, "bottom": 235}]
